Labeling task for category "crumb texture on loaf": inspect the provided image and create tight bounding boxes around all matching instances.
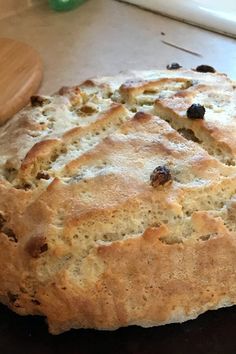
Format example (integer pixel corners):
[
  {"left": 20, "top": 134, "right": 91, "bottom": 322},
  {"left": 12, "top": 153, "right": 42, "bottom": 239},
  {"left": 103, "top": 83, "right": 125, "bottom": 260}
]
[{"left": 0, "top": 69, "right": 236, "bottom": 333}]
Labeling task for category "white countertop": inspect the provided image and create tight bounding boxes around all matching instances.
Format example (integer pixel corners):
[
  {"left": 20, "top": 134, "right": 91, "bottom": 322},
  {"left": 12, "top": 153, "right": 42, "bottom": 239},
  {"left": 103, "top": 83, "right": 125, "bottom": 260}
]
[
  {"left": 124, "top": 0, "right": 236, "bottom": 38},
  {"left": 0, "top": 0, "right": 236, "bottom": 94}
]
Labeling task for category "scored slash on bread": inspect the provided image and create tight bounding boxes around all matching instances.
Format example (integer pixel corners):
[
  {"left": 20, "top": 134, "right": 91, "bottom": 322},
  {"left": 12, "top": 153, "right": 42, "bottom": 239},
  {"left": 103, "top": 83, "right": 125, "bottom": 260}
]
[{"left": 0, "top": 68, "right": 236, "bottom": 333}]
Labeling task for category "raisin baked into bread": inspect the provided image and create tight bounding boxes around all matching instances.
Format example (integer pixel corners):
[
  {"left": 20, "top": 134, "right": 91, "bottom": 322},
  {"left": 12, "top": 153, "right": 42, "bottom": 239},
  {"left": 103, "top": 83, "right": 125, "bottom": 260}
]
[{"left": 1, "top": 67, "right": 236, "bottom": 334}]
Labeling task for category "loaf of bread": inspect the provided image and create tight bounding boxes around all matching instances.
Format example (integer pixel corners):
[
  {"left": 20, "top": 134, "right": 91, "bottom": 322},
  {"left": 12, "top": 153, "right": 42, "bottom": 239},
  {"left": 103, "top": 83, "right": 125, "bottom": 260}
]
[{"left": 1, "top": 67, "right": 236, "bottom": 334}]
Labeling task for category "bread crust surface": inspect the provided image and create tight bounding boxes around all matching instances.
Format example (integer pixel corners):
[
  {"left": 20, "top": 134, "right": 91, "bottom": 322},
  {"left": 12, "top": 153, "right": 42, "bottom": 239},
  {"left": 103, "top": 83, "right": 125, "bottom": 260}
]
[{"left": 1, "top": 69, "right": 236, "bottom": 333}]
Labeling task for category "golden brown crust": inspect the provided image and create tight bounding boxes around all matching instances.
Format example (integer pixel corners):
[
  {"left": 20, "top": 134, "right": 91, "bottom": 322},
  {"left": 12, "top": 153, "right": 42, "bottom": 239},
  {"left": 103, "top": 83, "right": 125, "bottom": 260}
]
[{"left": 1, "top": 68, "right": 236, "bottom": 333}]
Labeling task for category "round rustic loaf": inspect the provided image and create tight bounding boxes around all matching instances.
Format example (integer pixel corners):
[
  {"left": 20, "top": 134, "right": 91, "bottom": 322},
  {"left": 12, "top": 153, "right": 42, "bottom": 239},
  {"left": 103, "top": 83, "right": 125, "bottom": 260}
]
[{"left": 1, "top": 67, "right": 236, "bottom": 334}]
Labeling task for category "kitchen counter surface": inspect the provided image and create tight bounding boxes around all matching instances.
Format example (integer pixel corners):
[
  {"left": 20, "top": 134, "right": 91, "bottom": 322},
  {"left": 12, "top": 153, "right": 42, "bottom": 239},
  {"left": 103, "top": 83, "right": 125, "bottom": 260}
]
[{"left": 0, "top": 0, "right": 235, "bottom": 94}]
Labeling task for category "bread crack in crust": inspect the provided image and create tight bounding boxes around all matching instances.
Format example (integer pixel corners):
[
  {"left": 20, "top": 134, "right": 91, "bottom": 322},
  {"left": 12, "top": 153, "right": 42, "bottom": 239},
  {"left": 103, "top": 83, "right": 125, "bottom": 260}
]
[{"left": 1, "top": 69, "right": 236, "bottom": 333}]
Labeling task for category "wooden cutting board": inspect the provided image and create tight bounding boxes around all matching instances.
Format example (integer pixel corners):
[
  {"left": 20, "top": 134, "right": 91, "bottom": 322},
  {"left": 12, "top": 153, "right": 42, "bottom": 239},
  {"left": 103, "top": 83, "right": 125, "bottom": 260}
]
[{"left": 0, "top": 38, "right": 43, "bottom": 125}]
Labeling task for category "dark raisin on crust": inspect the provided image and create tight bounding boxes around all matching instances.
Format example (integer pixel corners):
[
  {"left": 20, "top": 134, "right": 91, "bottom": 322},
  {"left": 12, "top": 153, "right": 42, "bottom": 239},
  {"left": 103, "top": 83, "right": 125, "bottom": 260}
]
[
  {"left": 150, "top": 166, "right": 172, "bottom": 187},
  {"left": 36, "top": 171, "right": 50, "bottom": 180},
  {"left": 166, "top": 63, "right": 182, "bottom": 70},
  {"left": 25, "top": 235, "right": 48, "bottom": 258},
  {"left": 196, "top": 65, "right": 216, "bottom": 73},
  {"left": 30, "top": 96, "right": 50, "bottom": 107},
  {"left": 187, "top": 104, "right": 205, "bottom": 119}
]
